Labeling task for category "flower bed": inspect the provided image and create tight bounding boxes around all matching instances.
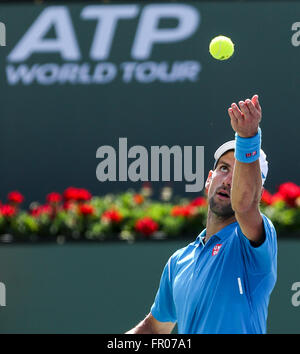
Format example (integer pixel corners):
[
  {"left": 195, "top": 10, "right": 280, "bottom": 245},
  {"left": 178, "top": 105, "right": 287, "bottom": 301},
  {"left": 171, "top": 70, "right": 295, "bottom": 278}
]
[{"left": 0, "top": 182, "right": 300, "bottom": 243}]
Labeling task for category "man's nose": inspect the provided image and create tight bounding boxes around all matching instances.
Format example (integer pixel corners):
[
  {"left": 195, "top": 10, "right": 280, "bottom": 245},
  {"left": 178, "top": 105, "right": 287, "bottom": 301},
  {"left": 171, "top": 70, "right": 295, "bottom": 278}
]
[{"left": 223, "top": 173, "right": 232, "bottom": 187}]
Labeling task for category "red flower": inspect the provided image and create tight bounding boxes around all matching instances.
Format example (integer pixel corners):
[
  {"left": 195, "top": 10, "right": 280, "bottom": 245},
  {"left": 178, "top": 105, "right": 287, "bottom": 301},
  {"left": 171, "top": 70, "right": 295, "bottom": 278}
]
[
  {"left": 270, "top": 192, "right": 285, "bottom": 205},
  {"left": 135, "top": 217, "right": 158, "bottom": 236},
  {"left": 277, "top": 182, "right": 300, "bottom": 207},
  {"left": 46, "top": 192, "right": 62, "bottom": 204},
  {"left": 171, "top": 205, "right": 196, "bottom": 217},
  {"left": 63, "top": 187, "right": 92, "bottom": 202},
  {"left": 189, "top": 197, "right": 207, "bottom": 207},
  {"left": 0, "top": 204, "right": 16, "bottom": 217},
  {"left": 102, "top": 209, "right": 123, "bottom": 223},
  {"left": 133, "top": 194, "right": 144, "bottom": 205},
  {"left": 171, "top": 206, "right": 183, "bottom": 217},
  {"left": 7, "top": 191, "right": 24, "bottom": 204},
  {"left": 30, "top": 204, "right": 52, "bottom": 217},
  {"left": 79, "top": 204, "right": 95, "bottom": 216},
  {"left": 63, "top": 187, "right": 79, "bottom": 201},
  {"left": 76, "top": 188, "right": 92, "bottom": 202},
  {"left": 63, "top": 201, "right": 77, "bottom": 211},
  {"left": 261, "top": 189, "right": 273, "bottom": 205}
]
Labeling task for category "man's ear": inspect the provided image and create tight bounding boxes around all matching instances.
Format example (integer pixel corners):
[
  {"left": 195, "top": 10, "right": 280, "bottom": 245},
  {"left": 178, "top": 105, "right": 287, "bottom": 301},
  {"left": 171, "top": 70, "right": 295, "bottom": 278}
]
[{"left": 204, "top": 170, "right": 213, "bottom": 196}]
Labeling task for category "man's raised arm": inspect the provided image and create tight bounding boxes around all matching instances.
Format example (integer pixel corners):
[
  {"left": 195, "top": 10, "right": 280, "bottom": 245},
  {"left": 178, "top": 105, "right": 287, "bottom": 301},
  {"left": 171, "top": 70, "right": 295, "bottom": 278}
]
[{"left": 228, "top": 94, "right": 264, "bottom": 244}]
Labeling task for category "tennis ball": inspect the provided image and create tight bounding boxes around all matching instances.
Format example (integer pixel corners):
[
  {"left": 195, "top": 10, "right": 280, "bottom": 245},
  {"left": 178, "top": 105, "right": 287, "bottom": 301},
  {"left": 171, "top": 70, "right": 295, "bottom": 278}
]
[{"left": 209, "top": 35, "right": 234, "bottom": 60}]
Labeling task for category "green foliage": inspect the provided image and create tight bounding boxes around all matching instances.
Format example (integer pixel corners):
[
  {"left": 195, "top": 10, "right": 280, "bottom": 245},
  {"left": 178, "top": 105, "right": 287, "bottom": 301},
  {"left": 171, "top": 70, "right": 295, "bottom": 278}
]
[{"left": 0, "top": 185, "right": 299, "bottom": 243}]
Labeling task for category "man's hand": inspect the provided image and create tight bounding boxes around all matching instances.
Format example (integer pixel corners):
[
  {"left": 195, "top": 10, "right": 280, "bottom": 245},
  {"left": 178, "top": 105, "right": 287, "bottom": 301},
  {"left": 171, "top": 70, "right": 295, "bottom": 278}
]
[{"left": 228, "top": 94, "right": 262, "bottom": 138}]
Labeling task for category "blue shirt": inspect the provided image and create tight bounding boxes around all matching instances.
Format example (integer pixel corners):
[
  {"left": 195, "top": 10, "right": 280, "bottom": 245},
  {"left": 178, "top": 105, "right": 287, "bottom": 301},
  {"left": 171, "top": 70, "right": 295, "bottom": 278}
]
[{"left": 150, "top": 213, "right": 277, "bottom": 334}]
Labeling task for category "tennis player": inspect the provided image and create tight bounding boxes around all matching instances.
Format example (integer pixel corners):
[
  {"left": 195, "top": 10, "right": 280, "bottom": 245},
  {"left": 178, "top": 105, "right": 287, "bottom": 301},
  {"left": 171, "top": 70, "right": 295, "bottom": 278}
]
[{"left": 126, "top": 94, "right": 277, "bottom": 334}]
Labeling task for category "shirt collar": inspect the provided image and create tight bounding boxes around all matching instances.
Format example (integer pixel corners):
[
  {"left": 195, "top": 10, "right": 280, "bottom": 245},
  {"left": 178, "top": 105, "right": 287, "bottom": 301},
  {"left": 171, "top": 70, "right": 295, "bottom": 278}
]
[{"left": 195, "top": 221, "right": 238, "bottom": 245}]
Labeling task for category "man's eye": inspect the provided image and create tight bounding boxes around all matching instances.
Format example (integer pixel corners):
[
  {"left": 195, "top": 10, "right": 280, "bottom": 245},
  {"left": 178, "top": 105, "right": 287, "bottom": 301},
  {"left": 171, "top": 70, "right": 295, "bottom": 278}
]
[{"left": 220, "top": 166, "right": 228, "bottom": 171}]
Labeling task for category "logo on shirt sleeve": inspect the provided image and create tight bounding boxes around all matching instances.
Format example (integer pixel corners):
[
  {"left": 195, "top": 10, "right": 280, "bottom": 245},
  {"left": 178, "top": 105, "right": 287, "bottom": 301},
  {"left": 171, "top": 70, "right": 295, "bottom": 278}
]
[{"left": 212, "top": 244, "right": 222, "bottom": 256}]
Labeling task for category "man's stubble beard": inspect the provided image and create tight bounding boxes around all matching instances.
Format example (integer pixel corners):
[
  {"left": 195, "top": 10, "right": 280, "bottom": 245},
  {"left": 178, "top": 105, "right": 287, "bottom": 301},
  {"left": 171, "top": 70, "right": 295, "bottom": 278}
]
[{"left": 209, "top": 194, "right": 235, "bottom": 219}]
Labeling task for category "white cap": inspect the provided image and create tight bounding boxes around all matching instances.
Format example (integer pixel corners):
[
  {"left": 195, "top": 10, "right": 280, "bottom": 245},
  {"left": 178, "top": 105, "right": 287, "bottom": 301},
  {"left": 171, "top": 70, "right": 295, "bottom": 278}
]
[{"left": 213, "top": 140, "right": 268, "bottom": 185}]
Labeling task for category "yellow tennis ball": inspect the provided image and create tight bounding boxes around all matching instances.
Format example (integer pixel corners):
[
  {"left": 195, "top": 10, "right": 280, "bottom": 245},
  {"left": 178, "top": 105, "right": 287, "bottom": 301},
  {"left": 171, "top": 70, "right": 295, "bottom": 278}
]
[{"left": 209, "top": 35, "right": 234, "bottom": 60}]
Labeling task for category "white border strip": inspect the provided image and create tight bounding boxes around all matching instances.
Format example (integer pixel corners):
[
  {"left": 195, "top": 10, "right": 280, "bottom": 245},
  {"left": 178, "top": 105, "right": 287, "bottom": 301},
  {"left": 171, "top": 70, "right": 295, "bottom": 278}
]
[
  {"left": 237, "top": 277, "right": 243, "bottom": 295},
  {"left": 168, "top": 259, "right": 171, "bottom": 282}
]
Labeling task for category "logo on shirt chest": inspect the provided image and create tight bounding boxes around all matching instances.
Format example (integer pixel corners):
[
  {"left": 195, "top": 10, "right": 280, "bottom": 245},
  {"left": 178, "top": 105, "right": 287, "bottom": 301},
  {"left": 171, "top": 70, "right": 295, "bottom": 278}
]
[{"left": 212, "top": 244, "right": 222, "bottom": 256}]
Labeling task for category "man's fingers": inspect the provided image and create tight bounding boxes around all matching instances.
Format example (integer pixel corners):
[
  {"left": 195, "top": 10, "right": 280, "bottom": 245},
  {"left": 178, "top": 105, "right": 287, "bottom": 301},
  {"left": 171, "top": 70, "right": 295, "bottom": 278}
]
[
  {"left": 231, "top": 103, "right": 244, "bottom": 120},
  {"left": 228, "top": 107, "right": 238, "bottom": 123},
  {"left": 238, "top": 100, "right": 250, "bottom": 116},
  {"left": 252, "top": 94, "right": 261, "bottom": 112},
  {"left": 245, "top": 99, "right": 257, "bottom": 116}
]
